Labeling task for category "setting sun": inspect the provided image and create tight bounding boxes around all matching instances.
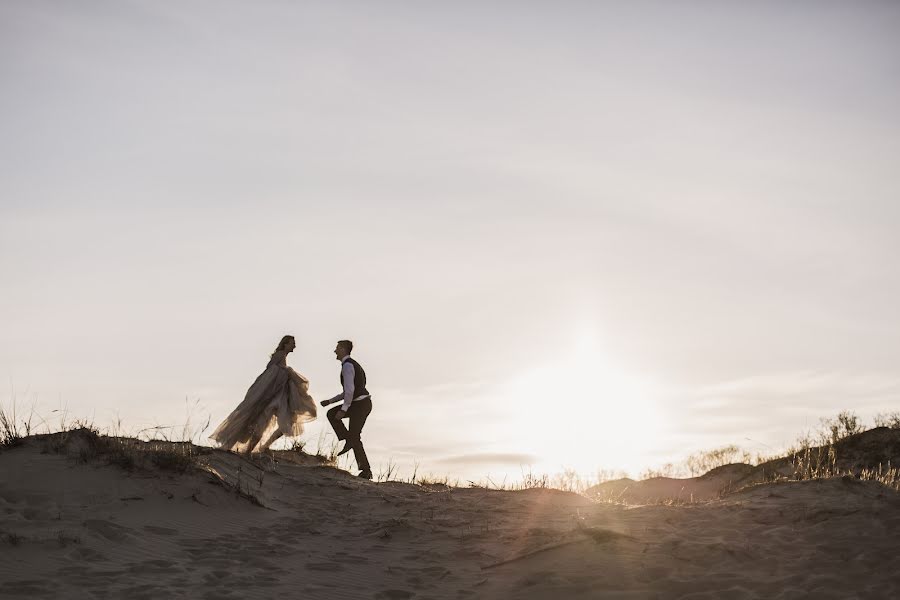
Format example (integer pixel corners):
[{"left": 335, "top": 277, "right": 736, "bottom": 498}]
[{"left": 502, "top": 332, "right": 662, "bottom": 476}]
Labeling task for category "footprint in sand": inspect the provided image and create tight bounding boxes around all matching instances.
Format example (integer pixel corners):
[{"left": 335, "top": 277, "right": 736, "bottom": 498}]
[
  {"left": 374, "top": 590, "right": 414, "bottom": 600},
  {"left": 142, "top": 525, "right": 179, "bottom": 536},
  {"left": 68, "top": 547, "right": 107, "bottom": 562},
  {"left": 306, "top": 561, "right": 345, "bottom": 571},
  {"left": 4, "top": 579, "right": 55, "bottom": 597},
  {"left": 83, "top": 518, "right": 135, "bottom": 542},
  {"left": 22, "top": 506, "right": 52, "bottom": 520},
  {"left": 128, "top": 559, "right": 179, "bottom": 575}
]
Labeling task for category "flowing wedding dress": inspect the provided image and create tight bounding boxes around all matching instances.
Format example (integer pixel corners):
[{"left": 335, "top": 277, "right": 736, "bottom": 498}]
[{"left": 210, "top": 350, "right": 317, "bottom": 453}]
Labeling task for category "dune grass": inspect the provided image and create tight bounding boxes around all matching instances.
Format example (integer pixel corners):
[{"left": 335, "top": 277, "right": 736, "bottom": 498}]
[
  {"left": 780, "top": 421, "right": 894, "bottom": 493},
  {"left": 456, "top": 411, "right": 900, "bottom": 496},
  {"left": 0, "top": 398, "right": 34, "bottom": 449},
  {"left": 3, "top": 399, "right": 899, "bottom": 496},
  {"left": 39, "top": 425, "right": 202, "bottom": 474},
  {"left": 0, "top": 397, "right": 208, "bottom": 474}
]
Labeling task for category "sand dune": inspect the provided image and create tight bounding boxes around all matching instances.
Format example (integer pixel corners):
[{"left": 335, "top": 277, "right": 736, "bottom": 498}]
[
  {"left": 587, "top": 427, "right": 900, "bottom": 505},
  {"left": 1, "top": 431, "right": 899, "bottom": 599}
]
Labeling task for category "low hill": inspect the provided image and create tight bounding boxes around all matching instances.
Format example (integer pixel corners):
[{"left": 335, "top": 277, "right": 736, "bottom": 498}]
[
  {"left": 586, "top": 427, "right": 900, "bottom": 504},
  {"left": 1, "top": 429, "right": 899, "bottom": 599}
]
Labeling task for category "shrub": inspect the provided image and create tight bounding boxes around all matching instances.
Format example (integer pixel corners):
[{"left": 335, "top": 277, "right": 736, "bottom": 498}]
[
  {"left": 684, "top": 445, "right": 752, "bottom": 477},
  {"left": 874, "top": 412, "right": 900, "bottom": 430},
  {"left": 640, "top": 463, "right": 681, "bottom": 479},
  {"left": 818, "top": 411, "right": 863, "bottom": 445}
]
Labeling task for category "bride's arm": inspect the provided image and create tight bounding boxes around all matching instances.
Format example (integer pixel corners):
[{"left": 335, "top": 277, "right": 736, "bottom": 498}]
[
  {"left": 286, "top": 367, "right": 309, "bottom": 384},
  {"left": 267, "top": 350, "right": 289, "bottom": 369}
]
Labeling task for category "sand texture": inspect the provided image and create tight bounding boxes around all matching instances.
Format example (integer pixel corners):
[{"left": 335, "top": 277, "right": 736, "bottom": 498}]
[{"left": 1, "top": 431, "right": 899, "bottom": 599}]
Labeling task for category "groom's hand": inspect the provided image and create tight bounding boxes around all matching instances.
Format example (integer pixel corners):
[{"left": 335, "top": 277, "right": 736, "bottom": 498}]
[
  {"left": 320, "top": 399, "right": 334, "bottom": 407},
  {"left": 335, "top": 410, "right": 347, "bottom": 419}
]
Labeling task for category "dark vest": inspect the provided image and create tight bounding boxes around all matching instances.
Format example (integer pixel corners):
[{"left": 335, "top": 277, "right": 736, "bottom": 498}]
[{"left": 340, "top": 357, "right": 370, "bottom": 399}]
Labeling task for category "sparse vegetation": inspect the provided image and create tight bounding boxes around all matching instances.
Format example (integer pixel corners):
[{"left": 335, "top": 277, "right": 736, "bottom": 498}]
[
  {"left": 640, "top": 463, "right": 680, "bottom": 479},
  {"left": 789, "top": 443, "right": 899, "bottom": 492},
  {"left": 684, "top": 445, "right": 753, "bottom": 477},
  {"left": 573, "top": 410, "right": 900, "bottom": 498},
  {"left": 0, "top": 399, "right": 36, "bottom": 449},
  {"left": 819, "top": 410, "right": 864, "bottom": 445},
  {"left": 414, "top": 474, "right": 457, "bottom": 488},
  {"left": 874, "top": 411, "right": 900, "bottom": 430},
  {"left": 371, "top": 411, "right": 900, "bottom": 497},
  {"left": 311, "top": 430, "right": 340, "bottom": 463},
  {"left": 376, "top": 458, "right": 398, "bottom": 482},
  {"left": 59, "top": 426, "right": 200, "bottom": 473},
  {"left": 517, "top": 470, "right": 548, "bottom": 490},
  {"left": 3, "top": 411, "right": 203, "bottom": 475},
  {"left": 2, "top": 403, "right": 899, "bottom": 498},
  {"left": 791, "top": 444, "right": 838, "bottom": 481},
  {"left": 0, "top": 403, "right": 22, "bottom": 448}
]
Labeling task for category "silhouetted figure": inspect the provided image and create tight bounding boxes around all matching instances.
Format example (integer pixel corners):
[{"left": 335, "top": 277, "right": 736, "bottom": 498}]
[
  {"left": 210, "top": 335, "right": 316, "bottom": 457},
  {"left": 322, "top": 340, "right": 373, "bottom": 479}
]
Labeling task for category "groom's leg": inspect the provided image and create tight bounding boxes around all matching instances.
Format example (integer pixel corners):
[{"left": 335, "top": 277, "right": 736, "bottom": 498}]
[
  {"left": 327, "top": 405, "right": 350, "bottom": 440},
  {"left": 347, "top": 398, "right": 372, "bottom": 475}
]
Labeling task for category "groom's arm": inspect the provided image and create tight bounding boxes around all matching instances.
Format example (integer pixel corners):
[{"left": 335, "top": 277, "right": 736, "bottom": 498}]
[
  {"left": 339, "top": 361, "right": 356, "bottom": 412},
  {"left": 320, "top": 393, "right": 343, "bottom": 407},
  {"left": 320, "top": 362, "right": 356, "bottom": 409}
]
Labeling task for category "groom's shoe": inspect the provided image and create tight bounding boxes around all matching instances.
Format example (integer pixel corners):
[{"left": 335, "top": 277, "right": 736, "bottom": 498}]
[
  {"left": 337, "top": 441, "right": 353, "bottom": 456},
  {"left": 357, "top": 471, "right": 373, "bottom": 480}
]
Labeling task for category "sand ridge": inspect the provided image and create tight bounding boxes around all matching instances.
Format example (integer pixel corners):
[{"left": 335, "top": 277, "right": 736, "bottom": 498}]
[
  {"left": 587, "top": 427, "right": 900, "bottom": 505},
  {"left": 1, "top": 434, "right": 899, "bottom": 599}
]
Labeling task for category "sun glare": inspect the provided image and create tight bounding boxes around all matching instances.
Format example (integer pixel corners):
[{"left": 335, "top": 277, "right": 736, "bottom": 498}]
[{"left": 502, "top": 333, "right": 662, "bottom": 477}]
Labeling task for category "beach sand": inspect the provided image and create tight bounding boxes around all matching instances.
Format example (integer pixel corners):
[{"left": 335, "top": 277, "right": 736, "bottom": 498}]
[{"left": 1, "top": 431, "right": 899, "bottom": 599}]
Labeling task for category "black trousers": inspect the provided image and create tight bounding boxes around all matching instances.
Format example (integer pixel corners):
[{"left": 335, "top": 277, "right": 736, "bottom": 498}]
[{"left": 326, "top": 398, "right": 372, "bottom": 474}]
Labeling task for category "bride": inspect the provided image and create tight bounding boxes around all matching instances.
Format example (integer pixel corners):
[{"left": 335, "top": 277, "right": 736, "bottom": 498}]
[{"left": 210, "top": 335, "right": 317, "bottom": 456}]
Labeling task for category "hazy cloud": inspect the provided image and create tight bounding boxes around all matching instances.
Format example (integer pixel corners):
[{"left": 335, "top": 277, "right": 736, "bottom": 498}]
[{"left": 435, "top": 453, "right": 539, "bottom": 467}]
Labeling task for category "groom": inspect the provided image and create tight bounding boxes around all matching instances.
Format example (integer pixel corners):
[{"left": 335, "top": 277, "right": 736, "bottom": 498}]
[{"left": 321, "top": 340, "right": 373, "bottom": 480}]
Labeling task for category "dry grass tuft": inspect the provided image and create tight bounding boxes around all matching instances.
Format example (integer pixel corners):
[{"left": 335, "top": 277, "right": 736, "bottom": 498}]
[
  {"left": 0, "top": 399, "right": 36, "bottom": 449},
  {"left": 791, "top": 444, "right": 899, "bottom": 492},
  {"left": 35, "top": 424, "right": 202, "bottom": 474},
  {"left": 874, "top": 411, "right": 900, "bottom": 430}
]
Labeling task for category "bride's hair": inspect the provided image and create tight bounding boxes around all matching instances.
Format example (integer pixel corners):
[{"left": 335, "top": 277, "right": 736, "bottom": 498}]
[{"left": 271, "top": 335, "right": 295, "bottom": 358}]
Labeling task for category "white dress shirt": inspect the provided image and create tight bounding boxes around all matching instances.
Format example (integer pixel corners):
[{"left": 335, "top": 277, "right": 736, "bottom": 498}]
[{"left": 326, "top": 356, "right": 371, "bottom": 412}]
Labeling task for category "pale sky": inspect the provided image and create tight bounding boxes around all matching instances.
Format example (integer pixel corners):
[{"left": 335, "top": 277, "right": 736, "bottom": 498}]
[{"left": 2, "top": 1, "right": 899, "bottom": 482}]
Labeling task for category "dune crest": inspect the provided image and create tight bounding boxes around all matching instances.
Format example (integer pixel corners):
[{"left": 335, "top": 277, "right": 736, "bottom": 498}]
[
  {"left": 1, "top": 431, "right": 899, "bottom": 599},
  {"left": 588, "top": 427, "right": 900, "bottom": 505}
]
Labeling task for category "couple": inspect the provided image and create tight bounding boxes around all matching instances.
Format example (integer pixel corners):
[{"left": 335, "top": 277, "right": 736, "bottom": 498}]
[{"left": 209, "top": 336, "right": 374, "bottom": 479}]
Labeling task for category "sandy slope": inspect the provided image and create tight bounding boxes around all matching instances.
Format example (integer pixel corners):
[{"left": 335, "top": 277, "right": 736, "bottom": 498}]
[
  {"left": 587, "top": 427, "right": 900, "bottom": 505},
  {"left": 1, "top": 434, "right": 899, "bottom": 599}
]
